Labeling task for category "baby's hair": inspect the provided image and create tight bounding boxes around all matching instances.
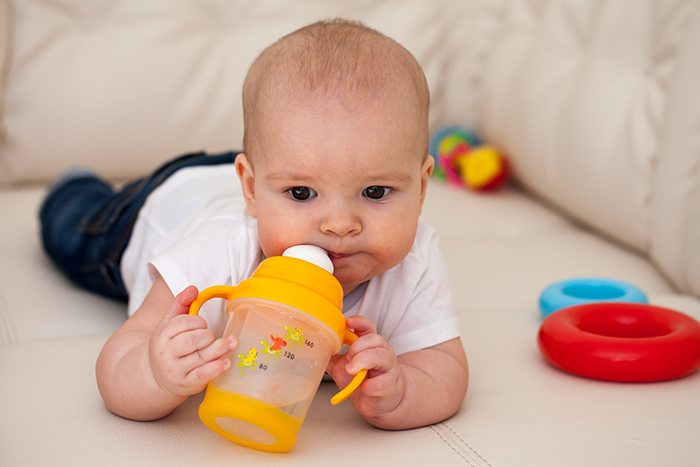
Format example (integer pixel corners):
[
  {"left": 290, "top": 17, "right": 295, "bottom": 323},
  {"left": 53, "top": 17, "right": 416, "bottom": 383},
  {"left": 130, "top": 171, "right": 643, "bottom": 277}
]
[{"left": 242, "top": 18, "right": 429, "bottom": 157}]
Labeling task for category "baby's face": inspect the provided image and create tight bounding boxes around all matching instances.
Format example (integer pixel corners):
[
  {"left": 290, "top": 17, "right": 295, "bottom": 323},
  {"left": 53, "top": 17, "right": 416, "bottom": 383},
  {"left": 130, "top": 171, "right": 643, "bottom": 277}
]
[{"left": 236, "top": 95, "right": 432, "bottom": 295}]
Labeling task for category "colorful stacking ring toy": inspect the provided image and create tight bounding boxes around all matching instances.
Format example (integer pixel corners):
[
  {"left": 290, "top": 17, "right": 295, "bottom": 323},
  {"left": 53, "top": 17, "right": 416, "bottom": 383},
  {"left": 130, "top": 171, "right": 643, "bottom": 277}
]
[
  {"left": 429, "top": 126, "right": 481, "bottom": 186},
  {"left": 539, "top": 278, "right": 648, "bottom": 319},
  {"left": 538, "top": 303, "right": 700, "bottom": 382},
  {"left": 429, "top": 125, "right": 481, "bottom": 161},
  {"left": 429, "top": 125, "right": 509, "bottom": 191}
]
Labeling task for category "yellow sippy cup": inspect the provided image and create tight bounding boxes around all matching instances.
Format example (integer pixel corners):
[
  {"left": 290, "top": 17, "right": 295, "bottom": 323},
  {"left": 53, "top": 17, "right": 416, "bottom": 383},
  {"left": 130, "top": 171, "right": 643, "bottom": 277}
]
[{"left": 188, "top": 245, "right": 367, "bottom": 452}]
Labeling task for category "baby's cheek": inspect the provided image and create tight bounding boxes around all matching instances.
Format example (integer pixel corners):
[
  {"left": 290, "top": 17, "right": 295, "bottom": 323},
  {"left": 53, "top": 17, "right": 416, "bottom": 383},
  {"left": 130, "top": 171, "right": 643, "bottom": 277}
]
[
  {"left": 256, "top": 217, "right": 305, "bottom": 258},
  {"left": 256, "top": 221, "right": 283, "bottom": 257},
  {"left": 377, "top": 234, "right": 415, "bottom": 273},
  {"left": 391, "top": 225, "right": 418, "bottom": 258}
]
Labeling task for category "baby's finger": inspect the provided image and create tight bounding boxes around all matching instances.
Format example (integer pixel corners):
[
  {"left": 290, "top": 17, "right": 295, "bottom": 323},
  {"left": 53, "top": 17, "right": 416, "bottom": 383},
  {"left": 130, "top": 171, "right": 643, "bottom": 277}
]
[
  {"left": 153, "top": 286, "right": 201, "bottom": 340},
  {"left": 345, "top": 315, "right": 378, "bottom": 336},
  {"left": 346, "top": 346, "right": 396, "bottom": 375},
  {"left": 169, "top": 328, "right": 216, "bottom": 357},
  {"left": 346, "top": 333, "right": 389, "bottom": 359},
  {"left": 185, "top": 356, "right": 232, "bottom": 388},
  {"left": 181, "top": 335, "right": 236, "bottom": 369},
  {"left": 165, "top": 285, "right": 199, "bottom": 319},
  {"left": 327, "top": 354, "right": 354, "bottom": 387},
  {"left": 160, "top": 314, "right": 208, "bottom": 341}
]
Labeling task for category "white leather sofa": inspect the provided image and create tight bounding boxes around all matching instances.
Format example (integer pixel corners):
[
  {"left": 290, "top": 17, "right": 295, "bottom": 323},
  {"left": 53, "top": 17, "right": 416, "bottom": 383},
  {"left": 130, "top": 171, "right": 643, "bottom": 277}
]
[{"left": 2, "top": 1, "right": 699, "bottom": 465}]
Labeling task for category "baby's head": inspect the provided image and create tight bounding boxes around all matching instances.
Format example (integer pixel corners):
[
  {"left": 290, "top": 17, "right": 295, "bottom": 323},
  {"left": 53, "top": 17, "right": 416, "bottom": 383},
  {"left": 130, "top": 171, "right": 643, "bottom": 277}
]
[
  {"left": 236, "top": 19, "right": 433, "bottom": 294},
  {"left": 242, "top": 18, "right": 429, "bottom": 158}
]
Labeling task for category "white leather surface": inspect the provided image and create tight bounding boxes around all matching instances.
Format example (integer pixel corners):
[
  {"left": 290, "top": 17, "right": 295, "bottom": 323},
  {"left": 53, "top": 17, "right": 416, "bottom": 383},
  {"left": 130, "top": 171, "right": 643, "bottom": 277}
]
[
  {"left": 480, "top": 0, "right": 693, "bottom": 251},
  {"left": 650, "top": 3, "right": 700, "bottom": 296},
  {"left": 479, "top": 0, "right": 700, "bottom": 296}
]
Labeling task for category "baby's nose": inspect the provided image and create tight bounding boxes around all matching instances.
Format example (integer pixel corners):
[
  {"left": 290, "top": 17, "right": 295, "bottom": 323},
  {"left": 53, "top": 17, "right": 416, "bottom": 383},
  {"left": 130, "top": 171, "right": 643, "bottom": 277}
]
[{"left": 320, "top": 211, "right": 362, "bottom": 237}]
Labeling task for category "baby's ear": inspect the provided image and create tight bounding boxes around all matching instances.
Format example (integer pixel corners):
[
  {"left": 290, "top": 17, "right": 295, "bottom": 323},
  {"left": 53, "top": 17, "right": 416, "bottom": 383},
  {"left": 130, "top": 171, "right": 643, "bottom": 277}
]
[
  {"left": 235, "top": 154, "right": 257, "bottom": 217},
  {"left": 419, "top": 154, "right": 434, "bottom": 204}
]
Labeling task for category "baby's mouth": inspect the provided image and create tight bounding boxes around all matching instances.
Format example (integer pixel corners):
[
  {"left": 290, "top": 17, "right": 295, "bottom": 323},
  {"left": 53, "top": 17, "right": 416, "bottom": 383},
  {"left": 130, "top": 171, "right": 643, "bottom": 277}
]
[{"left": 328, "top": 251, "right": 351, "bottom": 261}]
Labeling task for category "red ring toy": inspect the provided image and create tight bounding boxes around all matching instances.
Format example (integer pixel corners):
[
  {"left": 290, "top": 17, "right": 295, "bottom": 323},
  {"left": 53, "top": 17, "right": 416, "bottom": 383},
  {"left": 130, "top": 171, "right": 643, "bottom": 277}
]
[{"left": 538, "top": 303, "right": 700, "bottom": 382}]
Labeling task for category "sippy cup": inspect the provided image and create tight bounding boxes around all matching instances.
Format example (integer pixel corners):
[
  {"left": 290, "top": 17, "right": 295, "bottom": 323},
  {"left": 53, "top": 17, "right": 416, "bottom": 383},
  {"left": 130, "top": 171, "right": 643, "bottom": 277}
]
[{"left": 188, "top": 245, "right": 367, "bottom": 452}]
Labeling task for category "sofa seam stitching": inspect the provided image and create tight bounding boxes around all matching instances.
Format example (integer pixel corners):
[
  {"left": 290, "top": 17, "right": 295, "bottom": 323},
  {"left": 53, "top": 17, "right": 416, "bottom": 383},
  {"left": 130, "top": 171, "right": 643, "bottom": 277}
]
[
  {"left": 429, "top": 424, "right": 475, "bottom": 466},
  {"left": 430, "top": 422, "right": 493, "bottom": 466},
  {"left": 441, "top": 421, "right": 493, "bottom": 467}
]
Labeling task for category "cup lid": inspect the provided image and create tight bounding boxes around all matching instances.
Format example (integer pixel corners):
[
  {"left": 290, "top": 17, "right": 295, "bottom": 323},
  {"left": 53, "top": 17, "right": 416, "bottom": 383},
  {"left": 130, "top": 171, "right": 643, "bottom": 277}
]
[
  {"left": 283, "top": 245, "right": 333, "bottom": 274},
  {"left": 232, "top": 248, "right": 345, "bottom": 343}
]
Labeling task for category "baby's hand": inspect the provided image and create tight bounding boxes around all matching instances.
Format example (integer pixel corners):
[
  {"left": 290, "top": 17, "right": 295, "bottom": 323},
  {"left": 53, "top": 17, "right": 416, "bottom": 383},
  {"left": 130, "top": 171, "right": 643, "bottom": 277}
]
[
  {"left": 326, "top": 315, "right": 405, "bottom": 420},
  {"left": 148, "top": 286, "right": 236, "bottom": 397}
]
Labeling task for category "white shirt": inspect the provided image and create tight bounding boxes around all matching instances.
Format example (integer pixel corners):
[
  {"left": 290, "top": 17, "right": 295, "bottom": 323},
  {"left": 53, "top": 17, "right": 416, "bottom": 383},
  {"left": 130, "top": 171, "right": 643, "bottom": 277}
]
[{"left": 121, "top": 165, "right": 460, "bottom": 355}]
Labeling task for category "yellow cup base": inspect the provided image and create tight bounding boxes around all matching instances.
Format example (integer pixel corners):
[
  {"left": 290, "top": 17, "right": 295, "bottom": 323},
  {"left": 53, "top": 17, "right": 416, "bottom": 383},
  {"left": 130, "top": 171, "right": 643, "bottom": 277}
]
[{"left": 198, "top": 386, "right": 303, "bottom": 453}]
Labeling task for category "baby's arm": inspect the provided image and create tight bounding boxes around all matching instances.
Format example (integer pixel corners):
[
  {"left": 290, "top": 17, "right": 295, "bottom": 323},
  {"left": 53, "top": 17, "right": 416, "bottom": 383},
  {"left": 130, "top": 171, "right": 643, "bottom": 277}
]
[
  {"left": 326, "top": 316, "right": 468, "bottom": 430},
  {"left": 96, "top": 274, "right": 235, "bottom": 421}
]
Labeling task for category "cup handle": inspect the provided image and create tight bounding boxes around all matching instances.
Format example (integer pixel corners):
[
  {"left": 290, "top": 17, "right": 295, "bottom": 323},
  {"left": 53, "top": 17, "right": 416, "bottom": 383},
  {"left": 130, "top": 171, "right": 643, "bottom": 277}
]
[
  {"left": 329, "top": 329, "right": 368, "bottom": 405},
  {"left": 188, "top": 285, "right": 237, "bottom": 316}
]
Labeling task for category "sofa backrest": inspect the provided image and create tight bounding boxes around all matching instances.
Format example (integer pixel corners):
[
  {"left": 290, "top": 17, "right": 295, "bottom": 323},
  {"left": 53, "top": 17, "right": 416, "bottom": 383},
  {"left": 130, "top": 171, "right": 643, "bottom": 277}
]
[
  {"left": 0, "top": 0, "right": 497, "bottom": 184},
  {"left": 479, "top": 0, "right": 700, "bottom": 297},
  {"left": 1, "top": 0, "right": 698, "bottom": 297}
]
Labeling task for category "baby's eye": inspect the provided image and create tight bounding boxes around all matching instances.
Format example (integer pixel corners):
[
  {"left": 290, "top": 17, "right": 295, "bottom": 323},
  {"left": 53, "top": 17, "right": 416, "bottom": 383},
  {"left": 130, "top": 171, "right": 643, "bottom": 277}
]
[
  {"left": 362, "top": 186, "right": 392, "bottom": 200},
  {"left": 288, "top": 186, "right": 317, "bottom": 201}
]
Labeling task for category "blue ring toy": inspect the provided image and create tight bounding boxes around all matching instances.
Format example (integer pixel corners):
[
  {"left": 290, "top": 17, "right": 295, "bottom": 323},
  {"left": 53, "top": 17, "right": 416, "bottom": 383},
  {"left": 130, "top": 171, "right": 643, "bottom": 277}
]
[
  {"left": 539, "top": 278, "right": 648, "bottom": 319},
  {"left": 429, "top": 125, "right": 481, "bottom": 161}
]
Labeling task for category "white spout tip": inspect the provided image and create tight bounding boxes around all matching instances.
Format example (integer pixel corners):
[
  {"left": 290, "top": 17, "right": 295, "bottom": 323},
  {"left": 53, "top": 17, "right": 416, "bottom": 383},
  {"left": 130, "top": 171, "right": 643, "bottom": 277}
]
[{"left": 282, "top": 245, "right": 334, "bottom": 274}]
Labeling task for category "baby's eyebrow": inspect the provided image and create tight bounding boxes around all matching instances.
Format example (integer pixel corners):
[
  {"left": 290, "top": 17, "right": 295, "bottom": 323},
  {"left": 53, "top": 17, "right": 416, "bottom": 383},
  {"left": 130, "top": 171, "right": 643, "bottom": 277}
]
[
  {"left": 265, "top": 171, "right": 315, "bottom": 181},
  {"left": 364, "top": 170, "right": 411, "bottom": 182},
  {"left": 265, "top": 169, "right": 411, "bottom": 183}
]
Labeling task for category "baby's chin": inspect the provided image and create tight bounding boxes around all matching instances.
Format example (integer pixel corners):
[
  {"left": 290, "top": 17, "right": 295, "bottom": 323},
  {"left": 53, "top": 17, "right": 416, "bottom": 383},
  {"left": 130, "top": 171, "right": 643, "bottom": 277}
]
[
  {"left": 335, "top": 271, "right": 370, "bottom": 296},
  {"left": 335, "top": 266, "right": 385, "bottom": 296}
]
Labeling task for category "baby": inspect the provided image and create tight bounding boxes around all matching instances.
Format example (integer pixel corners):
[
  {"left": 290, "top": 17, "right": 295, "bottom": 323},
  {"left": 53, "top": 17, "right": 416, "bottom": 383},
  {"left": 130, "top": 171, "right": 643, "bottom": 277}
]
[{"left": 41, "top": 19, "right": 468, "bottom": 430}]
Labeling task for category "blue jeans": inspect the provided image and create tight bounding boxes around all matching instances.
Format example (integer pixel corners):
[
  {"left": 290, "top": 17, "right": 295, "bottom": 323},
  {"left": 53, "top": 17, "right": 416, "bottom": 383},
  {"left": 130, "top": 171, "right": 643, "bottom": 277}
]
[{"left": 39, "top": 150, "right": 239, "bottom": 301}]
